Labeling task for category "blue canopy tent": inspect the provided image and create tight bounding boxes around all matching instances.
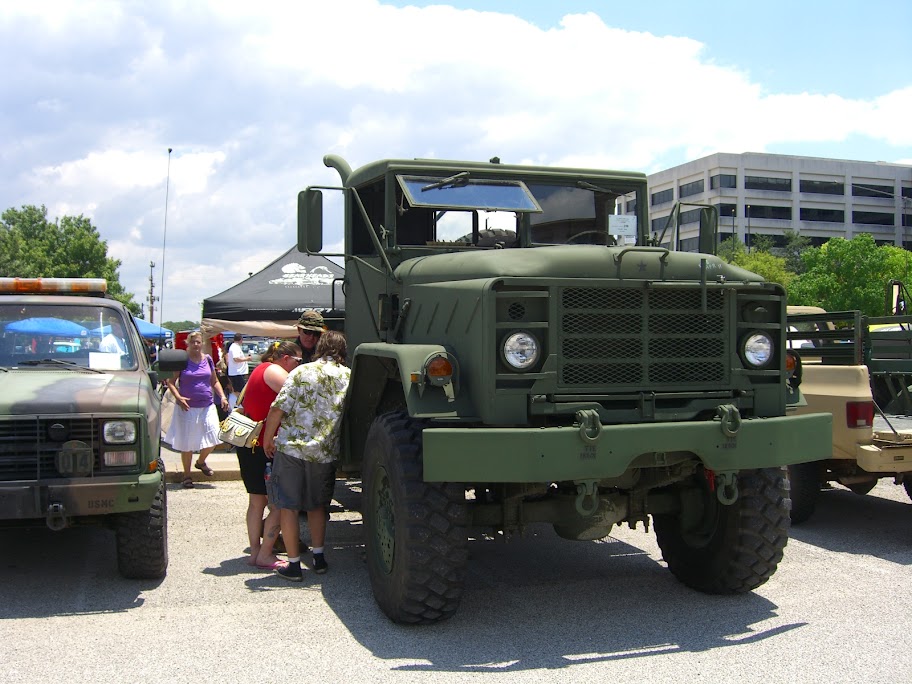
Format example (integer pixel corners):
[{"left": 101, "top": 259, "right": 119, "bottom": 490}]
[
  {"left": 5, "top": 317, "right": 90, "bottom": 337},
  {"left": 132, "top": 318, "right": 173, "bottom": 340}
]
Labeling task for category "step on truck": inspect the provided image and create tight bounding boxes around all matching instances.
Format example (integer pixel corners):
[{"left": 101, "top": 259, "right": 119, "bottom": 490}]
[
  {"left": 298, "top": 155, "right": 832, "bottom": 623},
  {"left": 787, "top": 289, "right": 912, "bottom": 522},
  {"left": 0, "top": 278, "right": 187, "bottom": 578}
]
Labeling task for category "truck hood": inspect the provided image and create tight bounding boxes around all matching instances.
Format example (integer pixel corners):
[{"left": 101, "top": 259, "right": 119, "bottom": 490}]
[
  {"left": 0, "top": 370, "right": 143, "bottom": 416},
  {"left": 395, "top": 245, "right": 762, "bottom": 284}
]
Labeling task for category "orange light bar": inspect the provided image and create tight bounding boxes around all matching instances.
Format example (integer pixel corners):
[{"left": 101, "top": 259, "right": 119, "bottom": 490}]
[{"left": 0, "top": 277, "right": 108, "bottom": 294}]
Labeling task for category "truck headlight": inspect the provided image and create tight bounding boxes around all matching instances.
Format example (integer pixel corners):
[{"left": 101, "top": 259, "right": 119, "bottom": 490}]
[
  {"left": 103, "top": 420, "right": 137, "bottom": 444},
  {"left": 502, "top": 331, "right": 540, "bottom": 370},
  {"left": 742, "top": 331, "right": 774, "bottom": 368}
]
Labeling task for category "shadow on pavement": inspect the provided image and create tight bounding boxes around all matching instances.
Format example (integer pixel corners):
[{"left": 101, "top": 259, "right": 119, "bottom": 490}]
[
  {"left": 312, "top": 480, "right": 802, "bottom": 673},
  {"left": 788, "top": 486, "right": 912, "bottom": 564},
  {"left": 0, "top": 525, "right": 154, "bottom": 618}
]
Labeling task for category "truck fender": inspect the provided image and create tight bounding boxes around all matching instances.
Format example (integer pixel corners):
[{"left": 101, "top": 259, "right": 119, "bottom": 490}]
[{"left": 343, "top": 343, "right": 477, "bottom": 472}]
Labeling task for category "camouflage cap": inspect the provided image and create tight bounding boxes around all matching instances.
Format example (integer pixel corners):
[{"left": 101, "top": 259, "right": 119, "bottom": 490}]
[{"left": 297, "top": 309, "right": 325, "bottom": 332}]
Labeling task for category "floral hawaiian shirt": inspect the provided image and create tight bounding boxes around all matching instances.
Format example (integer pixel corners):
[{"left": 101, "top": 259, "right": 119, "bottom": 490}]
[{"left": 271, "top": 357, "right": 351, "bottom": 463}]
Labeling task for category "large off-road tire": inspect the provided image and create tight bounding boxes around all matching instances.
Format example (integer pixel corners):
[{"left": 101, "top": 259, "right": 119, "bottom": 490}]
[
  {"left": 787, "top": 461, "right": 821, "bottom": 525},
  {"left": 654, "top": 467, "right": 790, "bottom": 594},
  {"left": 115, "top": 457, "right": 168, "bottom": 579},
  {"left": 362, "top": 411, "right": 468, "bottom": 624}
]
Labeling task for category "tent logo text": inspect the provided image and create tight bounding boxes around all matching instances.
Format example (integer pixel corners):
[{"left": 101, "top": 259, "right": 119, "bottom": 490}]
[{"left": 268, "top": 264, "right": 336, "bottom": 288}]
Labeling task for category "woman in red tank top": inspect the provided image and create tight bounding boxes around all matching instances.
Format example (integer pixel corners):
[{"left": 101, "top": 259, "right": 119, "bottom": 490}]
[{"left": 236, "top": 339, "right": 303, "bottom": 568}]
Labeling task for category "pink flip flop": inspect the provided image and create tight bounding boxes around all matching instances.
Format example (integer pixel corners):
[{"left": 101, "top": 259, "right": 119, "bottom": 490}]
[{"left": 257, "top": 560, "right": 285, "bottom": 570}]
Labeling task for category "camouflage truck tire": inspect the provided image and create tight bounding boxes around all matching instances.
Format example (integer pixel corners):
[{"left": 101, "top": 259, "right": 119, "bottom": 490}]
[
  {"left": 787, "top": 462, "right": 821, "bottom": 525},
  {"left": 654, "top": 467, "right": 790, "bottom": 593},
  {"left": 363, "top": 411, "right": 468, "bottom": 624},
  {"left": 114, "top": 458, "right": 168, "bottom": 579}
]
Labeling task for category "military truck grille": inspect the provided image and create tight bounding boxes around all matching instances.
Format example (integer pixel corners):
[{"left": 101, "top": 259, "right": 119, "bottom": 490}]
[
  {"left": 0, "top": 418, "right": 99, "bottom": 481},
  {"left": 559, "top": 287, "right": 728, "bottom": 389}
]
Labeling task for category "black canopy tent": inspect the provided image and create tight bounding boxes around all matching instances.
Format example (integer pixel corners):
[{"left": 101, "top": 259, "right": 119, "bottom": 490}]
[{"left": 201, "top": 249, "right": 344, "bottom": 338}]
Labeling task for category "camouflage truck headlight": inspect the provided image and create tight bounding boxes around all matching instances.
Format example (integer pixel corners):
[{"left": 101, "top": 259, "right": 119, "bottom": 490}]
[
  {"left": 502, "top": 331, "right": 540, "bottom": 371},
  {"left": 742, "top": 331, "right": 774, "bottom": 368},
  {"left": 103, "top": 420, "right": 137, "bottom": 444}
]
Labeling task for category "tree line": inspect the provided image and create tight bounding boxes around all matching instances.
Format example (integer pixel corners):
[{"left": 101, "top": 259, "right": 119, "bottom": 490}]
[
  {"left": 4, "top": 204, "right": 911, "bottom": 323},
  {"left": 719, "top": 229, "right": 912, "bottom": 316},
  {"left": 0, "top": 205, "right": 189, "bottom": 331}
]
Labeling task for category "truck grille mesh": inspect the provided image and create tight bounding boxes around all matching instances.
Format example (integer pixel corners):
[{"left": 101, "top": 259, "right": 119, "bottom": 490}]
[
  {"left": 559, "top": 287, "right": 728, "bottom": 388},
  {"left": 0, "top": 418, "right": 99, "bottom": 481}
]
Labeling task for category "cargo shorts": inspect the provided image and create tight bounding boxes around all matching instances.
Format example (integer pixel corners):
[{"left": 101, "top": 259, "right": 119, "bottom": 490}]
[{"left": 268, "top": 450, "right": 336, "bottom": 512}]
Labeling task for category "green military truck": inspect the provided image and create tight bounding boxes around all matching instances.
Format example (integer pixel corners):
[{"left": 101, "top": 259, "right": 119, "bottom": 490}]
[
  {"left": 298, "top": 155, "right": 832, "bottom": 623},
  {"left": 0, "top": 277, "right": 187, "bottom": 578}
]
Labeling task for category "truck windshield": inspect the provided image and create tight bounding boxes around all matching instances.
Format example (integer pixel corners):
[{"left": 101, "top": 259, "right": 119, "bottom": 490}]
[
  {"left": 0, "top": 304, "right": 138, "bottom": 370},
  {"left": 392, "top": 175, "right": 639, "bottom": 248},
  {"left": 527, "top": 183, "right": 638, "bottom": 246}
]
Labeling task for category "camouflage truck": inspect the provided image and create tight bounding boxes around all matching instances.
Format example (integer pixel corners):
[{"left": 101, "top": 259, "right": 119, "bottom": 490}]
[
  {"left": 0, "top": 277, "right": 187, "bottom": 578},
  {"left": 297, "top": 155, "right": 832, "bottom": 623}
]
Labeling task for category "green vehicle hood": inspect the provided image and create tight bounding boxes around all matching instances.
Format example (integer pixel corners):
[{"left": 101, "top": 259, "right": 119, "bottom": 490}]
[
  {"left": 0, "top": 370, "right": 145, "bottom": 416},
  {"left": 395, "top": 245, "right": 762, "bottom": 284}
]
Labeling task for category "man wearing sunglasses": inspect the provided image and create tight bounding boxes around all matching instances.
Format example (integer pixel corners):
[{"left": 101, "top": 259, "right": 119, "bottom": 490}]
[{"left": 296, "top": 310, "right": 324, "bottom": 362}]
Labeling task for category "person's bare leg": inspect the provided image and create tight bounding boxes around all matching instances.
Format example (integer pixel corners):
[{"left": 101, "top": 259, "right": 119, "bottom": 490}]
[
  {"left": 306, "top": 506, "right": 326, "bottom": 549},
  {"left": 255, "top": 505, "right": 281, "bottom": 566},
  {"left": 246, "top": 494, "right": 267, "bottom": 564},
  {"left": 181, "top": 451, "right": 192, "bottom": 479},
  {"left": 279, "top": 508, "right": 300, "bottom": 560},
  {"left": 197, "top": 445, "right": 214, "bottom": 465}
]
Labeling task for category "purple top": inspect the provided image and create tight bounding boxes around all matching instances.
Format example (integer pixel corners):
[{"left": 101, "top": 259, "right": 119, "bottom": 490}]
[{"left": 180, "top": 356, "right": 214, "bottom": 408}]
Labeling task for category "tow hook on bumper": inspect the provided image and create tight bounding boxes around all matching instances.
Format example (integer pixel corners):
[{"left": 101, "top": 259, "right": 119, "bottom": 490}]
[
  {"left": 46, "top": 502, "right": 68, "bottom": 531},
  {"left": 575, "top": 409, "right": 602, "bottom": 444},
  {"left": 716, "top": 404, "right": 742, "bottom": 437}
]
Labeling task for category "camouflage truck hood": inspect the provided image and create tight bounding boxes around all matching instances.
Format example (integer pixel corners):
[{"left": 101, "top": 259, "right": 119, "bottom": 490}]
[
  {"left": 395, "top": 245, "right": 762, "bottom": 284},
  {"left": 0, "top": 370, "right": 144, "bottom": 416}
]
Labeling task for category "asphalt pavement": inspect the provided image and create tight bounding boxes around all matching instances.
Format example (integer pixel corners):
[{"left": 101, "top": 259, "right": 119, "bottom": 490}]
[{"left": 2, "top": 474, "right": 912, "bottom": 683}]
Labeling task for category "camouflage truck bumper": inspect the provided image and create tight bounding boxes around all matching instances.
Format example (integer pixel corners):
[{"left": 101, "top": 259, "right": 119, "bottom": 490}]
[
  {"left": 422, "top": 412, "right": 832, "bottom": 482},
  {"left": 0, "top": 471, "right": 163, "bottom": 521}
]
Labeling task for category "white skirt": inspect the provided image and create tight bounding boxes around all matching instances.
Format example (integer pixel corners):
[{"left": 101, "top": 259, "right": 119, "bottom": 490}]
[{"left": 165, "top": 404, "right": 222, "bottom": 452}]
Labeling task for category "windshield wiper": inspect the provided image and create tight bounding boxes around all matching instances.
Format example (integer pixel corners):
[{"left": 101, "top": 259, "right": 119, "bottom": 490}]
[
  {"left": 17, "top": 358, "right": 104, "bottom": 373},
  {"left": 422, "top": 172, "right": 469, "bottom": 192},
  {"left": 577, "top": 180, "right": 621, "bottom": 197}
]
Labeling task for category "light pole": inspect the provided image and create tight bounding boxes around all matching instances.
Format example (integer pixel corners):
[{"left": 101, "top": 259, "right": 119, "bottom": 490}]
[{"left": 746, "top": 204, "right": 752, "bottom": 253}]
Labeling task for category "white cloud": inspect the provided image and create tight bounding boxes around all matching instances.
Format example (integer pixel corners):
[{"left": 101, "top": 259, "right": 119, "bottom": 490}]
[{"left": 0, "top": 0, "right": 909, "bottom": 323}]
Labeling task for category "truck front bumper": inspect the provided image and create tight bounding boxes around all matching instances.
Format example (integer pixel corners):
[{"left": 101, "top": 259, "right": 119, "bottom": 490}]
[
  {"left": 422, "top": 413, "right": 832, "bottom": 483},
  {"left": 0, "top": 471, "right": 162, "bottom": 521}
]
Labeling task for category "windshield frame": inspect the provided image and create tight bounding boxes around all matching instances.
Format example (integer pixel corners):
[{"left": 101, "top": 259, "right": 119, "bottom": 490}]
[{"left": 397, "top": 175, "right": 543, "bottom": 213}]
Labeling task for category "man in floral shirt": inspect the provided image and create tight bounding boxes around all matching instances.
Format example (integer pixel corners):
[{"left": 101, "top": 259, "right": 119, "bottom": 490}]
[{"left": 262, "top": 330, "right": 350, "bottom": 581}]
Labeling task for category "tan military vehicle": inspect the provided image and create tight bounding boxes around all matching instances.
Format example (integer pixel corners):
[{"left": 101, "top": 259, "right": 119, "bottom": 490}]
[{"left": 787, "top": 304, "right": 912, "bottom": 523}]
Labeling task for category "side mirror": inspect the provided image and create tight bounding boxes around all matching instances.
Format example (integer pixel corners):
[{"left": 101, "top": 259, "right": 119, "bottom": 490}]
[
  {"left": 698, "top": 206, "right": 718, "bottom": 256},
  {"left": 155, "top": 348, "right": 189, "bottom": 371},
  {"left": 153, "top": 348, "right": 189, "bottom": 385},
  {"left": 298, "top": 188, "right": 324, "bottom": 253}
]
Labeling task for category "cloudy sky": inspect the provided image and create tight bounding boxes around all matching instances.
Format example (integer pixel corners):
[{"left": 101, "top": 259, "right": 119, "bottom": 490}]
[{"left": 1, "top": 0, "right": 910, "bottom": 324}]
